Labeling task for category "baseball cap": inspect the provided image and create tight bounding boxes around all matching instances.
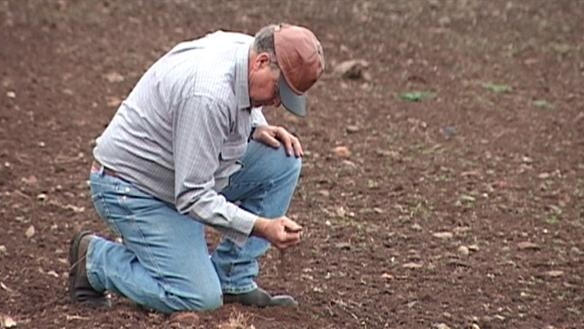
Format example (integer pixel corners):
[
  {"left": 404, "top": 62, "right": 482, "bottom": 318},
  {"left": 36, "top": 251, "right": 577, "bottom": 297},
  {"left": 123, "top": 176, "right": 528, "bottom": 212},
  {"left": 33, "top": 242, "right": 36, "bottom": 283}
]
[{"left": 274, "top": 24, "right": 325, "bottom": 117}]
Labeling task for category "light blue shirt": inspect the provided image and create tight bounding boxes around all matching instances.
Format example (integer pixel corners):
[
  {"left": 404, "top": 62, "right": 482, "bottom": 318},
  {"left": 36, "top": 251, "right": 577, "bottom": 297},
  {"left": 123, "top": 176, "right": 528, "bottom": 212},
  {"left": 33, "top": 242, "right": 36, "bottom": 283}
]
[{"left": 94, "top": 31, "right": 267, "bottom": 246}]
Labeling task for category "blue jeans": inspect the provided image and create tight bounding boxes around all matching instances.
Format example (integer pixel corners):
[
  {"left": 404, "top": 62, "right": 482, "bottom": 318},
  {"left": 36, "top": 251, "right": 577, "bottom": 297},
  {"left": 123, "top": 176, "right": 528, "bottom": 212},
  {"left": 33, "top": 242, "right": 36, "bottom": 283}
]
[{"left": 86, "top": 141, "right": 301, "bottom": 313}]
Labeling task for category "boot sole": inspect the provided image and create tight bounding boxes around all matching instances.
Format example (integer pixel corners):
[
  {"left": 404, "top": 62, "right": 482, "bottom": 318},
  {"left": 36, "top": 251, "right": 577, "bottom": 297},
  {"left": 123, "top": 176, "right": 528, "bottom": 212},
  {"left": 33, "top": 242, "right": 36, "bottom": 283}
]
[{"left": 224, "top": 288, "right": 298, "bottom": 308}]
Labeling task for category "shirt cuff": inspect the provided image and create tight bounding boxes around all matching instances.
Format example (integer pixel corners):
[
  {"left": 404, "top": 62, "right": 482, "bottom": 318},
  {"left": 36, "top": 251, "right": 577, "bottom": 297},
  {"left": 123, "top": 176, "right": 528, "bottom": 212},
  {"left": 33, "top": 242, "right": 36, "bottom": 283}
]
[{"left": 224, "top": 206, "right": 257, "bottom": 247}]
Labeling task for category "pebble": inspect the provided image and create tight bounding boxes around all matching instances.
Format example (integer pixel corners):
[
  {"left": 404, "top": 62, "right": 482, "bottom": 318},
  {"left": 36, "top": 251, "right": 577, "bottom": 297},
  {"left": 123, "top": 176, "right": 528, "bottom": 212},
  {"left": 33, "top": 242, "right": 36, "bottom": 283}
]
[{"left": 458, "top": 246, "right": 470, "bottom": 256}]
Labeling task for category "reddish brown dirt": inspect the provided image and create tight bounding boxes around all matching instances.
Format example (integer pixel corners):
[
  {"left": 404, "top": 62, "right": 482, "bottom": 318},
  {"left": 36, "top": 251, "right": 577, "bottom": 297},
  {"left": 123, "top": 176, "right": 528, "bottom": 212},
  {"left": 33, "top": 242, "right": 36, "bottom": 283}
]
[{"left": 1, "top": 1, "right": 583, "bottom": 328}]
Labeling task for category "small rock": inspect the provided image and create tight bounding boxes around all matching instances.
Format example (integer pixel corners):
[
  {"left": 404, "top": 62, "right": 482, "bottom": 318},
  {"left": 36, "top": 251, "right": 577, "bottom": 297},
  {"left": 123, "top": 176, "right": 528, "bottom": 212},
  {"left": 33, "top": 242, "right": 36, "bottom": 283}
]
[
  {"left": 467, "top": 244, "right": 480, "bottom": 252},
  {"left": 458, "top": 246, "right": 470, "bottom": 256},
  {"left": 544, "top": 270, "right": 564, "bottom": 278},
  {"left": 169, "top": 312, "right": 199, "bottom": 327},
  {"left": 380, "top": 273, "right": 394, "bottom": 280},
  {"left": 334, "top": 206, "right": 346, "bottom": 218},
  {"left": 402, "top": 262, "right": 423, "bottom": 269},
  {"left": 66, "top": 314, "right": 92, "bottom": 321},
  {"left": 0, "top": 245, "right": 6, "bottom": 255},
  {"left": 375, "top": 149, "right": 400, "bottom": 158},
  {"left": 21, "top": 175, "right": 38, "bottom": 185},
  {"left": 433, "top": 232, "right": 453, "bottom": 239},
  {"left": 0, "top": 282, "right": 13, "bottom": 292},
  {"left": 333, "top": 146, "right": 351, "bottom": 158},
  {"left": 411, "top": 223, "right": 422, "bottom": 231},
  {"left": 524, "top": 58, "right": 538, "bottom": 65},
  {"left": 65, "top": 204, "right": 85, "bottom": 213},
  {"left": 334, "top": 59, "right": 369, "bottom": 80},
  {"left": 453, "top": 226, "right": 471, "bottom": 234},
  {"left": 517, "top": 241, "right": 539, "bottom": 250},
  {"left": 345, "top": 125, "right": 360, "bottom": 133},
  {"left": 438, "top": 16, "right": 451, "bottom": 26},
  {"left": 105, "top": 96, "right": 122, "bottom": 108},
  {"left": 335, "top": 242, "right": 351, "bottom": 250},
  {"left": 460, "top": 170, "right": 481, "bottom": 177},
  {"left": 6, "top": 91, "right": 16, "bottom": 99},
  {"left": 441, "top": 126, "right": 456, "bottom": 139},
  {"left": 0, "top": 314, "right": 17, "bottom": 328},
  {"left": 103, "top": 71, "right": 125, "bottom": 83},
  {"left": 317, "top": 190, "right": 330, "bottom": 197},
  {"left": 25, "top": 225, "right": 35, "bottom": 239},
  {"left": 373, "top": 207, "right": 384, "bottom": 214},
  {"left": 434, "top": 323, "right": 451, "bottom": 329},
  {"left": 37, "top": 193, "right": 48, "bottom": 201},
  {"left": 458, "top": 195, "right": 476, "bottom": 203}
]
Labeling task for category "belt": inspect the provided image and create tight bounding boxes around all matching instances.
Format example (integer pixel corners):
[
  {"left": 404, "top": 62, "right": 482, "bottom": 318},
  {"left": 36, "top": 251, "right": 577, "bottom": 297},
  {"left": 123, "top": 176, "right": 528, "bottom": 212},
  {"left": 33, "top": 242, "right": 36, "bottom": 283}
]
[{"left": 92, "top": 160, "right": 119, "bottom": 178}]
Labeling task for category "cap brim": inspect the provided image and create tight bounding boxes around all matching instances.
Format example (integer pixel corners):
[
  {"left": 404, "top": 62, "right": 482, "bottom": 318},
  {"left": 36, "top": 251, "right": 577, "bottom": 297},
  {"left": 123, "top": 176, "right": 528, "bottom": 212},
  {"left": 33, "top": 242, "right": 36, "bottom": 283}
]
[{"left": 279, "top": 77, "right": 307, "bottom": 117}]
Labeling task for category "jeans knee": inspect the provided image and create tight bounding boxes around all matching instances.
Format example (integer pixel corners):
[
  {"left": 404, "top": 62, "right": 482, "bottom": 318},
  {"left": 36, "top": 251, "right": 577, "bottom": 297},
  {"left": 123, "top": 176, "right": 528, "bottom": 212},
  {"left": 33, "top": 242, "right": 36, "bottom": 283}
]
[
  {"left": 175, "top": 289, "right": 222, "bottom": 312},
  {"left": 196, "top": 290, "right": 223, "bottom": 311},
  {"left": 279, "top": 152, "right": 302, "bottom": 178}
]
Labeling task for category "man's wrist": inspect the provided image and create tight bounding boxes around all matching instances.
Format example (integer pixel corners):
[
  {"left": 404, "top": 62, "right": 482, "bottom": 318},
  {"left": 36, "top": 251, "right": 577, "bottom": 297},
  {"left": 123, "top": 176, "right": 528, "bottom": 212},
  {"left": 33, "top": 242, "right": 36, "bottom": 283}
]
[{"left": 252, "top": 217, "right": 268, "bottom": 238}]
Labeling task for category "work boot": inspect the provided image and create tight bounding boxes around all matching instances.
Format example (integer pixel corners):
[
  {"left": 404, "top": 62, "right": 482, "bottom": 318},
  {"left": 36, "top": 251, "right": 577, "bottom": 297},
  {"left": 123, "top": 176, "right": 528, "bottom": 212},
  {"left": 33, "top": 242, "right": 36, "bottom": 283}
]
[
  {"left": 223, "top": 287, "right": 298, "bottom": 308},
  {"left": 68, "top": 231, "right": 110, "bottom": 308}
]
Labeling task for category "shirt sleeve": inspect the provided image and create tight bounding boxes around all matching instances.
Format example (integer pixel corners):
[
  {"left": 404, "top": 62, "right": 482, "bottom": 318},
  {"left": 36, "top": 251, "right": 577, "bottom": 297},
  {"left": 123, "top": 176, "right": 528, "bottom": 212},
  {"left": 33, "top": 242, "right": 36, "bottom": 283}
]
[
  {"left": 172, "top": 94, "right": 256, "bottom": 246},
  {"left": 251, "top": 107, "right": 268, "bottom": 127}
]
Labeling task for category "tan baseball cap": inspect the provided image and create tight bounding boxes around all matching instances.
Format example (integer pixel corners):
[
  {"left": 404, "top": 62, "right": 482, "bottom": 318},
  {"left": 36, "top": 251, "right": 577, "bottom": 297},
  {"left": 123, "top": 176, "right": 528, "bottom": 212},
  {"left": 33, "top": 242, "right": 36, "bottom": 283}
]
[{"left": 274, "top": 24, "right": 325, "bottom": 117}]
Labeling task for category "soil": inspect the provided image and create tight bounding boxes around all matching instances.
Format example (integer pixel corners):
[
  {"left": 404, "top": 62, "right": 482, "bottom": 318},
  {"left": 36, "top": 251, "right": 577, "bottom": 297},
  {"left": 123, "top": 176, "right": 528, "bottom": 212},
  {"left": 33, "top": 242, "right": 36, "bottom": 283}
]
[{"left": 1, "top": 1, "right": 583, "bottom": 328}]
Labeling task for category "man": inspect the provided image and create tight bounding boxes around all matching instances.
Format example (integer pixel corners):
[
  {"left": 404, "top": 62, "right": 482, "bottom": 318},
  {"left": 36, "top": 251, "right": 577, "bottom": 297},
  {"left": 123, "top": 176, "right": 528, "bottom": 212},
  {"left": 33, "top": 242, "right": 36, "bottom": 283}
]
[{"left": 68, "top": 23, "right": 325, "bottom": 313}]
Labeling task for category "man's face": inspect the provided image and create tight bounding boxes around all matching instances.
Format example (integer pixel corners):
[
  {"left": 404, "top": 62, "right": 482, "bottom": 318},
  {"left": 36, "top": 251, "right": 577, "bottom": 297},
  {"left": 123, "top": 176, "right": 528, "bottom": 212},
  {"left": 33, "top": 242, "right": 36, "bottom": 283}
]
[{"left": 249, "top": 52, "right": 281, "bottom": 108}]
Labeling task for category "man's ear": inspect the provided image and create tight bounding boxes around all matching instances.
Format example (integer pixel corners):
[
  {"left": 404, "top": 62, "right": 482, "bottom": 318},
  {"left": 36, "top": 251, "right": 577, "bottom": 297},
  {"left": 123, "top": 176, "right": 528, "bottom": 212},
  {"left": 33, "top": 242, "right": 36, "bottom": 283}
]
[{"left": 254, "top": 52, "right": 270, "bottom": 69}]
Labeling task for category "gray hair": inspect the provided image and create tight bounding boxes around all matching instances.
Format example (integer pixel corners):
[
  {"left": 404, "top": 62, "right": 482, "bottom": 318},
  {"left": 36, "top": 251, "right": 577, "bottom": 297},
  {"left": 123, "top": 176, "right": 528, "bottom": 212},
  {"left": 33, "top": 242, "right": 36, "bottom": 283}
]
[{"left": 252, "top": 24, "right": 279, "bottom": 69}]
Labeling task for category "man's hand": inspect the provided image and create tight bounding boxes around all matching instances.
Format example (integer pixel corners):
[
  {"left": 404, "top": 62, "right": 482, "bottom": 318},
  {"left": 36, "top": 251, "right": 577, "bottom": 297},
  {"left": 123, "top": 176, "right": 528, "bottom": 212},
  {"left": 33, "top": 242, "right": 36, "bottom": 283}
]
[
  {"left": 252, "top": 216, "right": 303, "bottom": 249},
  {"left": 252, "top": 125, "right": 303, "bottom": 157}
]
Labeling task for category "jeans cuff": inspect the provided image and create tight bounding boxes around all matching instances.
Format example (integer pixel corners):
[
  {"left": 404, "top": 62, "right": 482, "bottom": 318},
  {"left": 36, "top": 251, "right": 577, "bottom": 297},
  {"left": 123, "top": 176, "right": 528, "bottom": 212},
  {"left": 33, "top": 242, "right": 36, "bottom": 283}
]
[
  {"left": 86, "top": 238, "right": 106, "bottom": 292},
  {"left": 222, "top": 281, "right": 257, "bottom": 294}
]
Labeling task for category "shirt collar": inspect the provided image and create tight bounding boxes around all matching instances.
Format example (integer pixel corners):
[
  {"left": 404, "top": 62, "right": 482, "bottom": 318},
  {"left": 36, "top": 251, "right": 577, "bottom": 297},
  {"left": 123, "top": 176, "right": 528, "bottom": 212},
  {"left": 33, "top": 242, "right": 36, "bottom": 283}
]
[{"left": 234, "top": 44, "right": 251, "bottom": 110}]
